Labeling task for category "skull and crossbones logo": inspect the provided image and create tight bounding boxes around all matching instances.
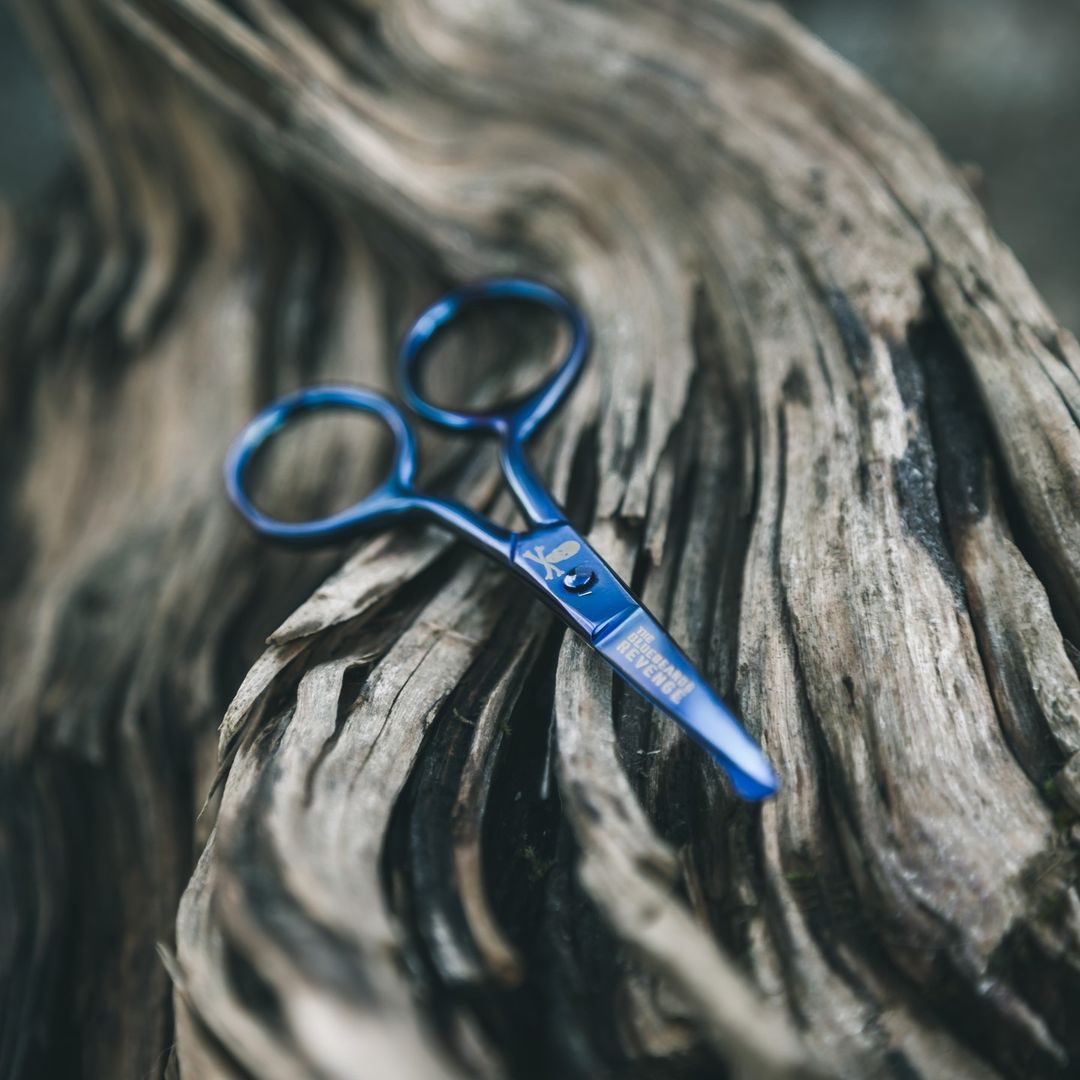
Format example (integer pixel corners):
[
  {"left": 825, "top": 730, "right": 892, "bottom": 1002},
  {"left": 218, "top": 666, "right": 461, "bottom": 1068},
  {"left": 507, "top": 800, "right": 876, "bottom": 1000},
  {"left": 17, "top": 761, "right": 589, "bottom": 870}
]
[{"left": 521, "top": 540, "right": 581, "bottom": 580}]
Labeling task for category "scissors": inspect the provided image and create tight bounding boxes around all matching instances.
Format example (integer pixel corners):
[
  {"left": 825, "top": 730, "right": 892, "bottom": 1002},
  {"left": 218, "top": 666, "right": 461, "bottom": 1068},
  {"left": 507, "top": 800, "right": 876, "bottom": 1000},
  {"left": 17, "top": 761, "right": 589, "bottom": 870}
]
[{"left": 224, "top": 278, "right": 778, "bottom": 801}]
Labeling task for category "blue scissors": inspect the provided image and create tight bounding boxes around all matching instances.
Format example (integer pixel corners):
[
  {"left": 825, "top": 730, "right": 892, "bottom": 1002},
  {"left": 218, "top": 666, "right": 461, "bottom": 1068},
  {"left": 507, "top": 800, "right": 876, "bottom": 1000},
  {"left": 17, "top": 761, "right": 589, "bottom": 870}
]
[{"left": 224, "top": 278, "right": 778, "bottom": 801}]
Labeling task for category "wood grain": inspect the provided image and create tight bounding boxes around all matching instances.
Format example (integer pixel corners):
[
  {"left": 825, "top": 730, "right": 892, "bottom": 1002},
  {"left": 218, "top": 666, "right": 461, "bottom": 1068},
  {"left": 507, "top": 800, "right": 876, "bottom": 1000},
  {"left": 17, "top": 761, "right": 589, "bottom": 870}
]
[{"left": 3, "top": 1, "right": 1080, "bottom": 1077}]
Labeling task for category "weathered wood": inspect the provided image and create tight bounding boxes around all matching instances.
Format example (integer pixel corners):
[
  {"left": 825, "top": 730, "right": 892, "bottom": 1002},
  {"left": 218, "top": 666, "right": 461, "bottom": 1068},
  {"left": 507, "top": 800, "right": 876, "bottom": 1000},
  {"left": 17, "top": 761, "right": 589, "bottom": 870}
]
[{"left": 4, "top": 1, "right": 1080, "bottom": 1077}]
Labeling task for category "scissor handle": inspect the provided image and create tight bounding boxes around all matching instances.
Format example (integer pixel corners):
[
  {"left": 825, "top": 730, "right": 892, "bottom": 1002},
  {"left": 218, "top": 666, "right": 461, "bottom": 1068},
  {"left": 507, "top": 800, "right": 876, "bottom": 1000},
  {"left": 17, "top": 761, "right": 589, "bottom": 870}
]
[
  {"left": 397, "top": 277, "right": 589, "bottom": 443},
  {"left": 224, "top": 385, "right": 419, "bottom": 547}
]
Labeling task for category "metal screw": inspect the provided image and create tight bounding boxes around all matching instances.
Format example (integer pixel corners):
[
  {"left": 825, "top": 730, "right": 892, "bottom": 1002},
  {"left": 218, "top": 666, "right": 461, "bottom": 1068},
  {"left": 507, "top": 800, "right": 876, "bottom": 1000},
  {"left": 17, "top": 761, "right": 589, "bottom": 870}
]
[{"left": 562, "top": 566, "right": 596, "bottom": 593}]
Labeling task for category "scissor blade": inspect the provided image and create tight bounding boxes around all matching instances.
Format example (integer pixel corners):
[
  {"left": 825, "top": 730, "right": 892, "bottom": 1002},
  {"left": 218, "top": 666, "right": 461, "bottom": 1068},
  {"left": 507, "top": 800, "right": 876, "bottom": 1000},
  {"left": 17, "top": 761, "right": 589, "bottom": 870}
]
[
  {"left": 510, "top": 523, "right": 778, "bottom": 800},
  {"left": 595, "top": 607, "right": 779, "bottom": 801}
]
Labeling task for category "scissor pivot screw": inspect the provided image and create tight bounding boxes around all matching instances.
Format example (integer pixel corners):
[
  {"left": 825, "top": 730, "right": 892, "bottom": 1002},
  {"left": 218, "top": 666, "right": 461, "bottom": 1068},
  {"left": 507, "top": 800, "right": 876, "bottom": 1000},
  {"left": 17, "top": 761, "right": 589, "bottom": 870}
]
[{"left": 563, "top": 567, "right": 596, "bottom": 593}]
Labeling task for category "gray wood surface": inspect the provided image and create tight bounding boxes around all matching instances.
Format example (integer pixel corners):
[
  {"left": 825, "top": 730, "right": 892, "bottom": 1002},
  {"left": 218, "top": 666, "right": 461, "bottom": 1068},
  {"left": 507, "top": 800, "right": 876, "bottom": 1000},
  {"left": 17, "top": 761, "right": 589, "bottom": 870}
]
[{"left": 4, "top": 2, "right": 1080, "bottom": 1077}]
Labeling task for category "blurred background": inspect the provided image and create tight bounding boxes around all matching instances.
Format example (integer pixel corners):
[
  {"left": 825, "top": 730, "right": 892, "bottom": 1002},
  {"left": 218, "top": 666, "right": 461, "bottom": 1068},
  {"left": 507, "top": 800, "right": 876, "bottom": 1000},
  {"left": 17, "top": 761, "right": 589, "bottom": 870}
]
[{"left": 2, "top": 0, "right": 1078, "bottom": 331}]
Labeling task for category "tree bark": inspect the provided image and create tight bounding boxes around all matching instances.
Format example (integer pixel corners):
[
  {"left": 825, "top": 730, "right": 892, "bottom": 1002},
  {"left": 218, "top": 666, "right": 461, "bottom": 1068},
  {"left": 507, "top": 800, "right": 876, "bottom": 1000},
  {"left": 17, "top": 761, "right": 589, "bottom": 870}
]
[{"left": 4, "top": 1, "right": 1080, "bottom": 1078}]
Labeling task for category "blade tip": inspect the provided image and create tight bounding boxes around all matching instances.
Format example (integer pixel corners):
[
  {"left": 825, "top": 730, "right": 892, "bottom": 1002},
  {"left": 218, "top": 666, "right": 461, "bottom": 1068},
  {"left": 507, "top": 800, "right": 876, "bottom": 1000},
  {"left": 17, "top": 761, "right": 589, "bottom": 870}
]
[{"left": 728, "top": 762, "right": 780, "bottom": 802}]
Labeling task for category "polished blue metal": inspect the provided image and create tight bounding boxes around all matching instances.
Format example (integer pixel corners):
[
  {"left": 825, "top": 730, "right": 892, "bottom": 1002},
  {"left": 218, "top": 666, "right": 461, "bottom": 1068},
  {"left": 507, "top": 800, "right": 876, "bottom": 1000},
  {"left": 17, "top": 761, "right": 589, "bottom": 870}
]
[
  {"left": 223, "top": 383, "right": 511, "bottom": 558},
  {"left": 398, "top": 277, "right": 588, "bottom": 526},
  {"left": 224, "top": 277, "right": 778, "bottom": 801}
]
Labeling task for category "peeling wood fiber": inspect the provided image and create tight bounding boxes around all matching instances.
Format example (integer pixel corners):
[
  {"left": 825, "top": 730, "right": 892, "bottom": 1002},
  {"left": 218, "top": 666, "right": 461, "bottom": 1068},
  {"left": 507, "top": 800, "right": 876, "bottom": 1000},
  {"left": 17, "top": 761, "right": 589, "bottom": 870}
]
[{"left": 3, "top": 1, "right": 1080, "bottom": 1078}]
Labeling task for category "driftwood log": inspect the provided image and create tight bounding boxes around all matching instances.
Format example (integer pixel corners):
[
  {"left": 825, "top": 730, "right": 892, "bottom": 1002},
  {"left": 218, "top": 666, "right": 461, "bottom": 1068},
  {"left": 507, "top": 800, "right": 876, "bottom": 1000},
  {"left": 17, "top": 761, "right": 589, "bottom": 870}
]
[{"left": 4, "top": 1, "right": 1080, "bottom": 1077}]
